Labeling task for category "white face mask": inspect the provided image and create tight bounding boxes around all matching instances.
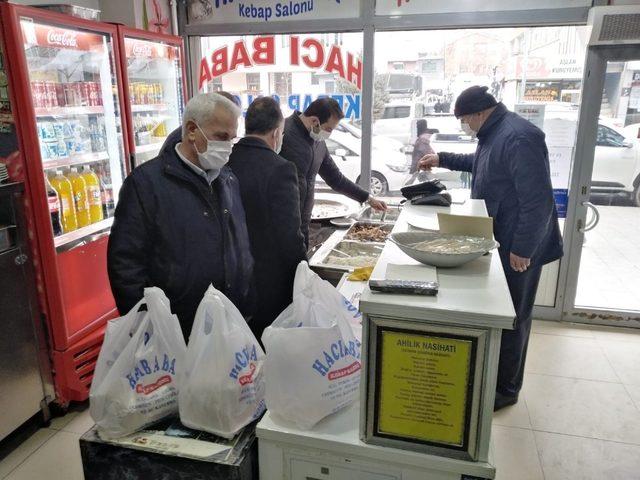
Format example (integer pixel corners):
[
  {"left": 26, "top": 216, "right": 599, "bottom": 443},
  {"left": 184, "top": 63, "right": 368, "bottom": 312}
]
[
  {"left": 310, "top": 123, "right": 331, "bottom": 142},
  {"left": 274, "top": 129, "right": 284, "bottom": 154},
  {"left": 195, "top": 124, "right": 233, "bottom": 171},
  {"left": 461, "top": 120, "right": 476, "bottom": 137}
]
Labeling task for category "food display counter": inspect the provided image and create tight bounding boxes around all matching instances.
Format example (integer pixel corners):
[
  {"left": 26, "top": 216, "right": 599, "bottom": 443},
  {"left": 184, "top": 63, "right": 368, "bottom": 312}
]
[{"left": 257, "top": 200, "right": 516, "bottom": 480}]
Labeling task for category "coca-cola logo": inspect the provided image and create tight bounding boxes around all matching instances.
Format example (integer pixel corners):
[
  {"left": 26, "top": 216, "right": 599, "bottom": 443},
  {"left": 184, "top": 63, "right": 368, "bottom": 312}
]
[
  {"left": 47, "top": 30, "right": 78, "bottom": 48},
  {"left": 132, "top": 42, "right": 153, "bottom": 57}
]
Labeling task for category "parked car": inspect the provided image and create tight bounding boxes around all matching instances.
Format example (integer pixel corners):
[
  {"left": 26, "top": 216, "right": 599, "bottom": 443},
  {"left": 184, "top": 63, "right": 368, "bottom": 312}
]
[
  {"left": 315, "top": 128, "right": 410, "bottom": 196},
  {"left": 373, "top": 100, "right": 425, "bottom": 146},
  {"left": 592, "top": 120, "right": 640, "bottom": 206}
]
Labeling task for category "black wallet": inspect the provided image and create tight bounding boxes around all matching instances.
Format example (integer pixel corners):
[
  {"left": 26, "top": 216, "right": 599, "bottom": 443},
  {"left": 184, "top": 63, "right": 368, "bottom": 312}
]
[
  {"left": 410, "top": 192, "right": 452, "bottom": 207},
  {"left": 401, "top": 179, "right": 446, "bottom": 200}
]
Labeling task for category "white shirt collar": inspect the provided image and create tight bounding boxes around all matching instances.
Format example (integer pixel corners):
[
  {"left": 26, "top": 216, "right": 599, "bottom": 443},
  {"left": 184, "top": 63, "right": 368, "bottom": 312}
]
[{"left": 175, "top": 143, "right": 219, "bottom": 185}]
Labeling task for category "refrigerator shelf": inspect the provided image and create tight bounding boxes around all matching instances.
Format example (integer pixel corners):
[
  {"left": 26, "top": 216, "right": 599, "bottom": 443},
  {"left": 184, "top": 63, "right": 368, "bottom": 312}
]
[
  {"left": 135, "top": 140, "right": 165, "bottom": 154},
  {"left": 43, "top": 151, "right": 109, "bottom": 170},
  {"left": 131, "top": 104, "right": 169, "bottom": 112},
  {"left": 54, "top": 217, "right": 113, "bottom": 251},
  {"left": 36, "top": 106, "right": 105, "bottom": 117}
]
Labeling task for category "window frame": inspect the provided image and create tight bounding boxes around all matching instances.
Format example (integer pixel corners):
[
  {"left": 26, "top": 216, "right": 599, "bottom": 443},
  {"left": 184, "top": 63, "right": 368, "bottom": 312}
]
[{"left": 181, "top": 0, "right": 602, "bottom": 193}]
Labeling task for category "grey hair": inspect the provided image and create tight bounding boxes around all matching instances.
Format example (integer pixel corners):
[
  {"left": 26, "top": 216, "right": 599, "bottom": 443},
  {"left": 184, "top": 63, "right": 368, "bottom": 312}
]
[{"left": 182, "top": 92, "right": 241, "bottom": 137}]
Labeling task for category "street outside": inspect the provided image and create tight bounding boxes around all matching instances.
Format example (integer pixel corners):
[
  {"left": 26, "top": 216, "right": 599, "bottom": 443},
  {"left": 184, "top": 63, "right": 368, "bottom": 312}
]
[{"left": 577, "top": 200, "right": 640, "bottom": 313}]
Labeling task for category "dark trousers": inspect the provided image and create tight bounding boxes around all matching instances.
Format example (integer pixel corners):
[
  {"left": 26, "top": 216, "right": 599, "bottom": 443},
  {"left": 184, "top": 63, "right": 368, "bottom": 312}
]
[{"left": 497, "top": 264, "right": 543, "bottom": 398}]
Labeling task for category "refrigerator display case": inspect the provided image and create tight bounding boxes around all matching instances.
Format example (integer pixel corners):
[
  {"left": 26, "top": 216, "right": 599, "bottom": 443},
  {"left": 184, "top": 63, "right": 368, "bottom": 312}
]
[
  {"left": 0, "top": 3, "right": 129, "bottom": 404},
  {"left": 117, "top": 27, "right": 186, "bottom": 168}
]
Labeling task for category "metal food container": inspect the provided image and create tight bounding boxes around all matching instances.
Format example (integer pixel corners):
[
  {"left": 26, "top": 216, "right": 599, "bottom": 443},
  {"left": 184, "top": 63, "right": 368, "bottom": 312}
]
[
  {"left": 344, "top": 222, "right": 394, "bottom": 243},
  {"left": 359, "top": 205, "right": 402, "bottom": 223},
  {"left": 321, "top": 240, "right": 384, "bottom": 270}
]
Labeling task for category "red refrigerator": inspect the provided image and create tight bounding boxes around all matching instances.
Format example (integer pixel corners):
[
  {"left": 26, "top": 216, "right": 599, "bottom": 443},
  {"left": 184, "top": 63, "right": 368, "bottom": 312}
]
[
  {"left": 116, "top": 26, "right": 187, "bottom": 168},
  {"left": 0, "top": 3, "right": 130, "bottom": 405}
]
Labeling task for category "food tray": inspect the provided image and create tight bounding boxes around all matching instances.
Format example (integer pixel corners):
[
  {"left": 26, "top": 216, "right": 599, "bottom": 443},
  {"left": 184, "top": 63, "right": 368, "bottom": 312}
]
[
  {"left": 390, "top": 231, "right": 498, "bottom": 268},
  {"left": 359, "top": 205, "right": 401, "bottom": 223},
  {"left": 344, "top": 222, "right": 394, "bottom": 243},
  {"left": 321, "top": 240, "right": 384, "bottom": 270},
  {"left": 311, "top": 198, "right": 351, "bottom": 221}
]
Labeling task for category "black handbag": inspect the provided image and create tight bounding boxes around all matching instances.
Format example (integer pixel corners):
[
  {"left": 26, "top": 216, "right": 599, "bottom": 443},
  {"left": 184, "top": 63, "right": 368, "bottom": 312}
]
[{"left": 410, "top": 191, "right": 452, "bottom": 207}]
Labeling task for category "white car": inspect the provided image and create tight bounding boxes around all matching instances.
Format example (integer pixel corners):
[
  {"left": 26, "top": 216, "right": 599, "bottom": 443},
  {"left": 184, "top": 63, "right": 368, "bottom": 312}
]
[
  {"left": 316, "top": 128, "right": 410, "bottom": 196},
  {"left": 372, "top": 101, "right": 425, "bottom": 146},
  {"left": 592, "top": 120, "right": 640, "bottom": 206}
]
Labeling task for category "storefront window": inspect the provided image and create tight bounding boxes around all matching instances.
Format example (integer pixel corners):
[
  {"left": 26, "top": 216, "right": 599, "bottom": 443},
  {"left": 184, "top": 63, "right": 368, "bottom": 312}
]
[
  {"left": 372, "top": 26, "right": 589, "bottom": 204},
  {"left": 199, "top": 33, "right": 364, "bottom": 196}
]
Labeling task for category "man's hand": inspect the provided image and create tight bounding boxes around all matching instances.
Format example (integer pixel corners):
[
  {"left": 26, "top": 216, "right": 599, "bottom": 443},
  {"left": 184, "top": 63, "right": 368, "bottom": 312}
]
[
  {"left": 418, "top": 153, "right": 440, "bottom": 171},
  {"left": 368, "top": 196, "right": 387, "bottom": 211},
  {"left": 510, "top": 253, "right": 531, "bottom": 273}
]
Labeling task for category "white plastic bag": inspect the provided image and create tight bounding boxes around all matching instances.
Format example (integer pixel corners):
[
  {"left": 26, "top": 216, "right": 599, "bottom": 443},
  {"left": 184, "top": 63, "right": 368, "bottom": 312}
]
[
  {"left": 262, "top": 262, "right": 362, "bottom": 430},
  {"left": 90, "top": 287, "right": 186, "bottom": 438},
  {"left": 179, "top": 285, "right": 266, "bottom": 438}
]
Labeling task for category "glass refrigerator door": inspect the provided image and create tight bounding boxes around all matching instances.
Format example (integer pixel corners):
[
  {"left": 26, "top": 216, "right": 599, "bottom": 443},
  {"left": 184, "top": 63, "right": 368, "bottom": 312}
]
[
  {"left": 124, "top": 37, "right": 184, "bottom": 166},
  {"left": 19, "top": 19, "right": 126, "bottom": 248}
]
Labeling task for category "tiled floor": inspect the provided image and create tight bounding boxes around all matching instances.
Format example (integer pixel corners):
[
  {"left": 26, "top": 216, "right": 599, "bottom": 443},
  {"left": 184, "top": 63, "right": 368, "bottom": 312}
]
[
  {"left": 576, "top": 205, "right": 640, "bottom": 312},
  {"left": 1, "top": 319, "right": 639, "bottom": 479}
]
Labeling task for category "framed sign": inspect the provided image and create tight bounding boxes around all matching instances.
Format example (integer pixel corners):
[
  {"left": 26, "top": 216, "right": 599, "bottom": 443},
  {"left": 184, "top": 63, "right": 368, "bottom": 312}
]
[{"left": 362, "top": 317, "right": 487, "bottom": 461}]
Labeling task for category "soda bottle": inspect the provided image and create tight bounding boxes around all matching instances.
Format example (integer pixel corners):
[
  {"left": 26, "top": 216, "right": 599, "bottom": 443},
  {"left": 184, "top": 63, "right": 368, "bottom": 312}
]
[
  {"left": 81, "top": 165, "right": 103, "bottom": 223},
  {"left": 68, "top": 167, "right": 91, "bottom": 227},
  {"left": 49, "top": 170, "right": 77, "bottom": 233},
  {"left": 45, "top": 174, "right": 62, "bottom": 236}
]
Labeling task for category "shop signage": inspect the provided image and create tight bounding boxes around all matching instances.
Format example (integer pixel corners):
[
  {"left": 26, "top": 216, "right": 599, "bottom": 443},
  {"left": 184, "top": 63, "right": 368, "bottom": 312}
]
[
  {"left": 125, "top": 39, "right": 176, "bottom": 61},
  {"left": 376, "top": 330, "right": 473, "bottom": 447},
  {"left": 20, "top": 20, "right": 105, "bottom": 52},
  {"left": 236, "top": 93, "right": 361, "bottom": 119},
  {"left": 187, "top": 0, "right": 360, "bottom": 25},
  {"left": 515, "top": 104, "right": 545, "bottom": 130},
  {"left": 523, "top": 85, "right": 559, "bottom": 103},
  {"left": 199, "top": 36, "right": 362, "bottom": 91}
]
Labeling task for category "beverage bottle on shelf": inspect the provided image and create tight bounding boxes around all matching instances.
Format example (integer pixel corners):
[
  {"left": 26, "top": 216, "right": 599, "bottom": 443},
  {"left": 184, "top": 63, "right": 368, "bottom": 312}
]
[
  {"left": 45, "top": 174, "right": 62, "bottom": 236},
  {"left": 81, "top": 165, "right": 103, "bottom": 223},
  {"left": 68, "top": 167, "right": 91, "bottom": 228},
  {"left": 49, "top": 170, "right": 77, "bottom": 233},
  {"left": 97, "top": 169, "right": 115, "bottom": 218}
]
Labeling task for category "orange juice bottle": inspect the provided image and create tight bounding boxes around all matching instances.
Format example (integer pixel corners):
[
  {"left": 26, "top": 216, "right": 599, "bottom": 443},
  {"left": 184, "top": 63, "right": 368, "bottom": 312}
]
[
  {"left": 50, "top": 170, "right": 78, "bottom": 233},
  {"left": 68, "top": 167, "right": 91, "bottom": 227},
  {"left": 81, "top": 165, "right": 103, "bottom": 223}
]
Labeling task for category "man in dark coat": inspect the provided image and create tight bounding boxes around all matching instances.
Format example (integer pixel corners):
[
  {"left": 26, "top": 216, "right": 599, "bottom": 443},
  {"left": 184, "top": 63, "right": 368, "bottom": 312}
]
[
  {"left": 279, "top": 98, "right": 387, "bottom": 246},
  {"left": 108, "top": 92, "right": 253, "bottom": 340},
  {"left": 419, "top": 86, "right": 563, "bottom": 410},
  {"left": 228, "top": 97, "right": 307, "bottom": 339}
]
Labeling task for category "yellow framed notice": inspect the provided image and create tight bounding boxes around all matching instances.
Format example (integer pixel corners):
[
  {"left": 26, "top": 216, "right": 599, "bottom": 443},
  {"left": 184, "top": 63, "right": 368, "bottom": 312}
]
[{"left": 375, "top": 329, "right": 474, "bottom": 448}]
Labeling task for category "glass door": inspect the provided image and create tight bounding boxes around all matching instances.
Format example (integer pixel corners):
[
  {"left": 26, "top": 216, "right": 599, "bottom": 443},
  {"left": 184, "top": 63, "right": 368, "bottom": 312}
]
[
  {"left": 565, "top": 56, "right": 640, "bottom": 322},
  {"left": 124, "top": 36, "right": 184, "bottom": 166},
  {"left": 19, "top": 19, "right": 126, "bottom": 249}
]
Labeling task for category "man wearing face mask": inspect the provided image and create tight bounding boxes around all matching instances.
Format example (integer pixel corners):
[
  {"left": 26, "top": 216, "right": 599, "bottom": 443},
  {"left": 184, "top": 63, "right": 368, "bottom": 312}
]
[
  {"left": 279, "top": 98, "right": 387, "bottom": 247},
  {"left": 419, "top": 86, "right": 563, "bottom": 411},
  {"left": 158, "top": 91, "right": 241, "bottom": 159},
  {"left": 228, "top": 97, "right": 307, "bottom": 339},
  {"left": 108, "top": 93, "right": 254, "bottom": 339}
]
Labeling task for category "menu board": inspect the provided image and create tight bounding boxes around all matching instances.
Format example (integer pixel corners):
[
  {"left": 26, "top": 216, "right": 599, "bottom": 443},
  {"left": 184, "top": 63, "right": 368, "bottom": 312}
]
[{"left": 375, "top": 330, "right": 475, "bottom": 448}]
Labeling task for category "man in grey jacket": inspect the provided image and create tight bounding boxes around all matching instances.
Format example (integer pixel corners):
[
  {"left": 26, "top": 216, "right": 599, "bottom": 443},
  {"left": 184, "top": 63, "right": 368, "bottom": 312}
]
[{"left": 279, "top": 98, "right": 387, "bottom": 246}]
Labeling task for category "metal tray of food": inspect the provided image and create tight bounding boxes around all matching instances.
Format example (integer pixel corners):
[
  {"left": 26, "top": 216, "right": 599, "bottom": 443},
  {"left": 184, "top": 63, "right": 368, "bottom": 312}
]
[
  {"left": 344, "top": 222, "right": 394, "bottom": 243},
  {"left": 321, "top": 240, "right": 384, "bottom": 270},
  {"left": 359, "top": 205, "right": 402, "bottom": 223},
  {"left": 311, "top": 198, "right": 352, "bottom": 221}
]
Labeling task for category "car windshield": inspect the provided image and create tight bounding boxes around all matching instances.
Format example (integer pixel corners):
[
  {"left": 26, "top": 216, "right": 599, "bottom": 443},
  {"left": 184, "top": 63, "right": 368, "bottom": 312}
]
[{"left": 382, "top": 106, "right": 411, "bottom": 119}]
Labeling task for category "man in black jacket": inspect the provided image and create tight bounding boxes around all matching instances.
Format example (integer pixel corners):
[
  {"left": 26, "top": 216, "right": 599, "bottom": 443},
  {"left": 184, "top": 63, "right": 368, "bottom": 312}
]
[
  {"left": 229, "top": 97, "right": 307, "bottom": 339},
  {"left": 108, "top": 92, "right": 254, "bottom": 340},
  {"left": 419, "top": 86, "right": 563, "bottom": 410},
  {"left": 279, "top": 98, "right": 387, "bottom": 246}
]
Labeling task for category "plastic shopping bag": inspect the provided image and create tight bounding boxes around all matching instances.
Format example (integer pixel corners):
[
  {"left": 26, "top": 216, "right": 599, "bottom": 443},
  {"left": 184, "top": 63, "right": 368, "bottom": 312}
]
[
  {"left": 90, "top": 287, "right": 186, "bottom": 438},
  {"left": 179, "top": 285, "right": 266, "bottom": 438},
  {"left": 261, "top": 262, "right": 362, "bottom": 430}
]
